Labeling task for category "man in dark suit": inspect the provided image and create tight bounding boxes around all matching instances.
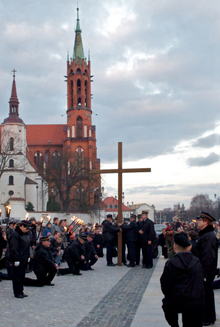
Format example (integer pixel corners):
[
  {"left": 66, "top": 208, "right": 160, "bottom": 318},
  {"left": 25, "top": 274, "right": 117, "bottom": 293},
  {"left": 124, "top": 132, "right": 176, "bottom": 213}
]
[
  {"left": 139, "top": 211, "right": 155, "bottom": 269},
  {"left": 119, "top": 214, "right": 138, "bottom": 267},
  {"left": 102, "top": 214, "right": 120, "bottom": 266},
  {"left": 192, "top": 211, "right": 218, "bottom": 326}
]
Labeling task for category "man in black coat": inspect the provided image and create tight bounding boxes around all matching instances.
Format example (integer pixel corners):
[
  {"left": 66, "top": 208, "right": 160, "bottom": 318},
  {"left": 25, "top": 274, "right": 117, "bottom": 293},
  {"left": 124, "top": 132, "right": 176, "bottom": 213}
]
[
  {"left": 102, "top": 214, "right": 120, "bottom": 266},
  {"left": 57, "top": 234, "right": 85, "bottom": 276},
  {"left": 10, "top": 220, "right": 31, "bottom": 298},
  {"left": 93, "top": 229, "right": 103, "bottom": 257},
  {"left": 24, "top": 236, "right": 58, "bottom": 287},
  {"left": 119, "top": 214, "right": 138, "bottom": 267},
  {"left": 135, "top": 214, "right": 143, "bottom": 265},
  {"left": 139, "top": 211, "right": 155, "bottom": 268},
  {"left": 80, "top": 233, "right": 98, "bottom": 270},
  {"left": 192, "top": 211, "right": 218, "bottom": 326},
  {"left": 160, "top": 232, "right": 205, "bottom": 327}
]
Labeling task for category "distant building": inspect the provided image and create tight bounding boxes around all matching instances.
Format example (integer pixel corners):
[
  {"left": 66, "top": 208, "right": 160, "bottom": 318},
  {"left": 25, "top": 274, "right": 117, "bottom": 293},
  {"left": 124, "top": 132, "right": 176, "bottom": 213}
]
[
  {"left": 129, "top": 203, "right": 155, "bottom": 222},
  {"left": 103, "top": 197, "right": 131, "bottom": 220}
]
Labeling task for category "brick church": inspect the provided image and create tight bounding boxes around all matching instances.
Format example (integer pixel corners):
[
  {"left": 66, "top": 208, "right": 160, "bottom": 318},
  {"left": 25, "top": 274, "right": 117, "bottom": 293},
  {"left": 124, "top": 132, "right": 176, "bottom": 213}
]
[{"left": 0, "top": 8, "right": 101, "bottom": 219}]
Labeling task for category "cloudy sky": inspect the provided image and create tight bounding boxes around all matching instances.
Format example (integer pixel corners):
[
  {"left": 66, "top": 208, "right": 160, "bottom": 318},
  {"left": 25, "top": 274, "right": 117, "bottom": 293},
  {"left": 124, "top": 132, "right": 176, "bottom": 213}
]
[{"left": 1, "top": 0, "right": 220, "bottom": 210}]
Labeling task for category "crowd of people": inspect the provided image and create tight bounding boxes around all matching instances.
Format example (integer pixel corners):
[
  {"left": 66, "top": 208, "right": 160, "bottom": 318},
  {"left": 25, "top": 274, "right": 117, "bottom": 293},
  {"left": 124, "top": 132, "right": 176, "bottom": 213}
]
[{"left": 0, "top": 210, "right": 219, "bottom": 326}]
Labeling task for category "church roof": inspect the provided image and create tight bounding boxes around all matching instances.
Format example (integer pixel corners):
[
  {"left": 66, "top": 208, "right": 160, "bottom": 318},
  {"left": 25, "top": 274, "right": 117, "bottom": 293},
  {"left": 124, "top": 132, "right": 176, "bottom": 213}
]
[
  {"left": 25, "top": 177, "right": 37, "bottom": 185},
  {"left": 26, "top": 124, "right": 66, "bottom": 145}
]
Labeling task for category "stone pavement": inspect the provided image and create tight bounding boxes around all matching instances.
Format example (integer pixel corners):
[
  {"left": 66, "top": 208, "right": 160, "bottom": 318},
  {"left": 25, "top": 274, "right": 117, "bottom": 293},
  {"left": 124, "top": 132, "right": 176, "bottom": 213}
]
[{"left": 1, "top": 252, "right": 220, "bottom": 327}]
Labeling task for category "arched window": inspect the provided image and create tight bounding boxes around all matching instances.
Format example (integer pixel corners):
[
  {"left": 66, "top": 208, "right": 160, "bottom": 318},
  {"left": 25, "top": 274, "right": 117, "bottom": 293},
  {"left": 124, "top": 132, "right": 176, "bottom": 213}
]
[
  {"left": 9, "top": 159, "right": 14, "bottom": 167},
  {"left": 9, "top": 137, "right": 14, "bottom": 151},
  {"left": 14, "top": 105, "right": 17, "bottom": 113},
  {"left": 75, "top": 146, "right": 84, "bottom": 164},
  {"left": 72, "top": 125, "right": 75, "bottom": 138},
  {"left": 84, "top": 125, "right": 87, "bottom": 138},
  {"left": 76, "top": 68, "right": 81, "bottom": 74},
  {"left": 84, "top": 69, "right": 88, "bottom": 75},
  {"left": 71, "top": 80, "right": 73, "bottom": 107},
  {"left": 67, "top": 127, "right": 70, "bottom": 138},
  {"left": 52, "top": 151, "right": 61, "bottom": 167},
  {"left": 12, "top": 106, "right": 14, "bottom": 113},
  {"left": 78, "top": 97, "right": 81, "bottom": 105},
  {"left": 34, "top": 151, "right": 43, "bottom": 169},
  {"left": 9, "top": 176, "right": 14, "bottom": 185},
  {"left": 76, "top": 116, "right": 83, "bottom": 137}
]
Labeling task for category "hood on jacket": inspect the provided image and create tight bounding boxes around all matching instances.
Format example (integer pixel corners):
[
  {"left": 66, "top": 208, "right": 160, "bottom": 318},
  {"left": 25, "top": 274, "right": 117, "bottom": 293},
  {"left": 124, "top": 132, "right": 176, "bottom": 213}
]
[{"left": 171, "top": 252, "right": 199, "bottom": 271}]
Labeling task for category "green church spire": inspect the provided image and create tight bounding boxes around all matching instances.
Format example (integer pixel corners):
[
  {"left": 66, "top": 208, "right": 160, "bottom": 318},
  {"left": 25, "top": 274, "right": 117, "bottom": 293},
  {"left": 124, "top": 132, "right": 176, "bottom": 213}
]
[{"left": 73, "top": 7, "right": 84, "bottom": 63}]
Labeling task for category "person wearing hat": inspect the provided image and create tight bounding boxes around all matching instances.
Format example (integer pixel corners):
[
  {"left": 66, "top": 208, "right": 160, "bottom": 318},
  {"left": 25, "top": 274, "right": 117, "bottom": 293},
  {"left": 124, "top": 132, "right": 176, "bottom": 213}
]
[
  {"left": 57, "top": 233, "right": 86, "bottom": 276},
  {"left": 160, "top": 232, "right": 205, "bottom": 327},
  {"left": 24, "top": 236, "right": 58, "bottom": 287},
  {"left": 27, "top": 217, "right": 38, "bottom": 273},
  {"left": 139, "top": 211, "right": 155, "bottom": 268},
  {"left": 80, "top": 233, "right": 99, "bottom": 270},
  {"left": 191, "top": 211, "right": 218, "bottom": 326},
  {"left": 119, "top": 214, "right": 138, "bottom": 267},
  {"left": 9, "top": 220, "right": 32, "bottom": 298},
  {"left": 93, "top": 228, "right": 104, "bottom": 257},
  {"left": 102, "top": 214, "right": 120, "bottom": 266}
]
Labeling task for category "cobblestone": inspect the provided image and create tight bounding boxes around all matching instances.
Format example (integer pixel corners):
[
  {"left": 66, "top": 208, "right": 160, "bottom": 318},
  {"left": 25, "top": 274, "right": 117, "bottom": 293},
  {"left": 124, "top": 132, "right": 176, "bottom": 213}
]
[{"left": 0, "top": 255, "right": 154, "bottom": 327}]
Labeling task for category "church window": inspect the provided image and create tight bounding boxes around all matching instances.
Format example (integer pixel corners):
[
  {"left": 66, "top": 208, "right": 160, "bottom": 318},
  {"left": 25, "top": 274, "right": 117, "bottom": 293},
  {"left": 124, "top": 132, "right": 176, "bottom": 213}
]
[
  {"left": 14, "top": 105, "right": 17, "bottom": 113},
  {"left": 78, "top": 97, "right": 81, "bottom": 105},
  {"left": 52, "top": 151, "right": 61, "bottom": 167},
  {"left": 72, "top": 125, "right": 75, "bottom": 138},
  {"left": 76, "top": 116, "right": 83, "bottom": 137},
  {"left": 12, "top": 106, "right": 14, "bottom": 113},
  {"left": 77, "top": 79, "right": 81, "bottom": 95},
  {"left": 9, "top": 159, "right": 14, "bottom": 167},
  {"left": 34, "top": 151, "right": 43, "bottom": 169},
  {"left": 76, "top": 68, "right": 81, "bottom": 74},
  {"left": 9, "top": 176, "right": 14, "bottom": 185},
  {"left": 9, "top": 138, "right": 14, "bottom": 151},
  {"left": 84, "top": 125, "right": 87, "bottom": 138},
  {"left": 89, "top": 159, "right": 92, "bottom": 170},
  {"left": 67, "top": 127, "right": 70, "bottom": 138},
  {"left": 75, "top": 147, "right": 84, "bottom": 171},
  {"left": 84, "top": 69, "right": 88, "bottom": 76},
  {"left": 71, "top": 81, "right": 73, "bottom": 107}
]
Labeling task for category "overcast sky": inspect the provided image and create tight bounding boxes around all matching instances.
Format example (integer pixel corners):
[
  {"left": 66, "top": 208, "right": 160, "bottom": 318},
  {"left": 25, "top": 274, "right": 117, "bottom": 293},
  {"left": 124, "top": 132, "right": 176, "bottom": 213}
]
[{"left": 1, "top": 0, "right": 220, "bottom": 210}]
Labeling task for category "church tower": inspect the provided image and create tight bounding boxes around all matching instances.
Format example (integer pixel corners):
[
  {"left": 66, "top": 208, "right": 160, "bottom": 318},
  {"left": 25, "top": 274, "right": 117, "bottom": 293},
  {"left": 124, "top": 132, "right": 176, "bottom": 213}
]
[{"left": 66, "top": 7, "right": 100, "bottom": 206}]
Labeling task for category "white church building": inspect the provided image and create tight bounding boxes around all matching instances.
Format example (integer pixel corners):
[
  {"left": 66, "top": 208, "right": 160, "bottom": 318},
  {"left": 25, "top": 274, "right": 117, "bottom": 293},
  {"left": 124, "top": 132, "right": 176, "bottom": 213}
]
[{"left": 0, "top": 72, "right": 48, "bottom": 220}]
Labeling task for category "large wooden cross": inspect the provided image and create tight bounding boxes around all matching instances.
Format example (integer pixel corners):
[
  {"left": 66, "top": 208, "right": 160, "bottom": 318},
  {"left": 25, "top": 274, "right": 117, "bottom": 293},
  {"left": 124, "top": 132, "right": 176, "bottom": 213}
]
[{"left": 90, "top": 142, "right": 151, "bottom": 265}]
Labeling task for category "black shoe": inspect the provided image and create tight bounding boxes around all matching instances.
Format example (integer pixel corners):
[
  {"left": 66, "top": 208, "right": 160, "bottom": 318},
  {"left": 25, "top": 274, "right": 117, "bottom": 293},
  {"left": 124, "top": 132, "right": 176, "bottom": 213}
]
[
  {"left": 57, "top": 270, "right": 61, "bottom": 276},
  {"left": 202, "top": 322, "right": 215, "bottom": 326},
  {"left": 73, "top": 272, "right": 82, "bottom": 275},
  {"left": 122, "top": 262, "right": 127, "bottom": 266},
  {"left": 127, "top": 264, "right": 135, "bottom": 267},
  {"left": 88, "top": 267, "right": 94, "bottom": 270},
  {"left": 45, "top": 283, "right": 55, "bottom": 286},
  {"left": 107, "top": 263, "right": 116, "bottom": 266},
  {"left": 22, "top": 293, "right": 28, "bottom": 297},
  {"left": 142, "top": 265, "right": 147, "bottom": 268},
  {"left": 15, "top": 294, "right": 24, "bottom": 299},
  {"left": 146, "top": 265, "right": 153, "bottom": 269}
]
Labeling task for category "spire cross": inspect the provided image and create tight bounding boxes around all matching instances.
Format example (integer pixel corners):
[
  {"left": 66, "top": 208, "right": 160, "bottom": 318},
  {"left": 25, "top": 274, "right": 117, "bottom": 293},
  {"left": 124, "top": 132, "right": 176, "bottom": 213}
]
[
  {"left": 90, "top": 142, "right": 151, "bottom": 265},
  {"left": 12, "top": 69, "right": 17, "bottom": 79}
]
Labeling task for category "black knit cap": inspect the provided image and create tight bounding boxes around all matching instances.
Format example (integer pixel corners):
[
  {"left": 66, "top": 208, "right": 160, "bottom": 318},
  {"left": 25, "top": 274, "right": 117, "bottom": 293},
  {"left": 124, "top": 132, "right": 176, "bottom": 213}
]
[
  {"left": 107, "top": 214, "right": 113, "bottom": 219},
  {"left": 174, "top": 232, "right": 190, "bottom": 248}
]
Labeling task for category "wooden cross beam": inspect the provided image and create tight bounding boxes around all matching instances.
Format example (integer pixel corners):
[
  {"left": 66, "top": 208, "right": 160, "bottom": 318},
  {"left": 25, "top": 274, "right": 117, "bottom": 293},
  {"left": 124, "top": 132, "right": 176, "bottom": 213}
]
[{"left": 90, "top": 142, "right": 151, "bottom": 266}]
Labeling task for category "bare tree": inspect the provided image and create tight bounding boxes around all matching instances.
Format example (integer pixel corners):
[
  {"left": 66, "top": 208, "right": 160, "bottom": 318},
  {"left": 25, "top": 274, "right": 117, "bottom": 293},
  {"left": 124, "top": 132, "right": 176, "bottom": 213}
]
[
  {"left": 187, "top": 193, "right": 215, "bottom": 219},
  {"left": 43, "top": 150, "right": 100, "bottom": 212}
]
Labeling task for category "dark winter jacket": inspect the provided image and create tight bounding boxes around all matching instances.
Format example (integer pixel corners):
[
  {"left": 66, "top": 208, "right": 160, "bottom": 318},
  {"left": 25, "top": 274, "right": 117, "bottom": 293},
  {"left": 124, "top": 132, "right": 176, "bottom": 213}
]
[
  {"left": 120, "top": 221, "right": 138, "bottom": 243},
  {"left": 139, "top": 218, "right": 155, "bottom": 244},
  {"left": 33, "top": 243, "right": 56, "bottom": 273},
  {"left": 192, "top": 225, "right": 218, "bottom": 282},
  {"left": 10, "top": 226, "right": 30, "bottom": 263},
  {"left": 29, "top": 224, "right": 38, "bottom": 247},
  {"left": 63, "top": 238, "right": 84, "bottom": 262},
  {"left": 50, "top": 238, "right": 63, "bottom": 257},
  {"left": 102, "top": 220, "right": 119, "bottom": 243},
  {"left": 93, "top": 233, "right": 103, "bottom": 248},
  {"left": 83, "top": 240, "right": 97, "bottom": 261},
  {"left": 160, "top": 251, "right": 205, "bottom": 313}
]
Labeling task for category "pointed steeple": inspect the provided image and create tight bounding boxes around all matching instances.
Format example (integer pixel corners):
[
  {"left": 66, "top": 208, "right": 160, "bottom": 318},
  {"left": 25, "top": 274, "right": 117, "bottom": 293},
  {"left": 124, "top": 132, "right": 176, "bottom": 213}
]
[
  {"left": 3, "top": 70, "right": 24, "bottom": 124},
  {"left": 73, "top": 7, "right": 84, "bottom": 63}
]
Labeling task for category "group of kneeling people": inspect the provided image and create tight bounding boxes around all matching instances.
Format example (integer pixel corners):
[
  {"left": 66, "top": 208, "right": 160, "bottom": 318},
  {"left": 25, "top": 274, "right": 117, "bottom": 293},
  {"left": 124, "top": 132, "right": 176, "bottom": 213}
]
[{"left": 5, "top": 220, "right": 102, "bottom": 298}]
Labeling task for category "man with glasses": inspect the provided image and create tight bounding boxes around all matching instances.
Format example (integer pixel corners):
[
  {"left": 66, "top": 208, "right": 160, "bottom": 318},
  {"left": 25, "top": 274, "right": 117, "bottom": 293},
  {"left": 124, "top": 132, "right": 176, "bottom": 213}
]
[
  {"left": 192, "top": 211, "right": 218, "bottom": 326},
  {"left": 10, "top": 220, "right": 32, "bottom": 298}
]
